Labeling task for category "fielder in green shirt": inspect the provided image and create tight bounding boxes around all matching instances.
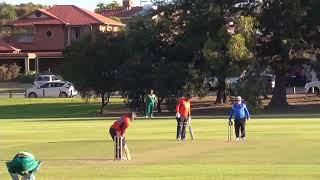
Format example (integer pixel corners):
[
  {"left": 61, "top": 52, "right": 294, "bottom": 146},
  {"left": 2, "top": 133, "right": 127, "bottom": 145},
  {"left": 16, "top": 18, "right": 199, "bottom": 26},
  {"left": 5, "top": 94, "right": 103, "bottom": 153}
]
[
  {"left": 6, "top": 152, "right": 41, "bottom": 180},
  {"left": 145, "top": 89, "right": 157, "bottom": 118}
]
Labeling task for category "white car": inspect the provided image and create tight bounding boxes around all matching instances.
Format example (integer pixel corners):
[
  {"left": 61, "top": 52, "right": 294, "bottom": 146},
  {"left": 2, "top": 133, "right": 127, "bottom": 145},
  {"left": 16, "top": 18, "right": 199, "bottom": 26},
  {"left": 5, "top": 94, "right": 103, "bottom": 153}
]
[
  {"left": 33, "top": 75, "right": 61, "bottom": 86},
  {"left": 26, "top": 81, "right": 78, "bottom": 98},
  {"left": 304, "top": 81, "right": 320, "bottom": 94}
]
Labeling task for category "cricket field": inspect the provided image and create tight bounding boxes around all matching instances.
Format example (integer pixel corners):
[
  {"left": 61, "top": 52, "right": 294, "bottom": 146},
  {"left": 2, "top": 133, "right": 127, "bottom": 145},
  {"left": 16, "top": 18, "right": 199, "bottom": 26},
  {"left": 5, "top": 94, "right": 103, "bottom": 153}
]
[{"left": 0, "top": 98, "right": 320, "bottom": 179}]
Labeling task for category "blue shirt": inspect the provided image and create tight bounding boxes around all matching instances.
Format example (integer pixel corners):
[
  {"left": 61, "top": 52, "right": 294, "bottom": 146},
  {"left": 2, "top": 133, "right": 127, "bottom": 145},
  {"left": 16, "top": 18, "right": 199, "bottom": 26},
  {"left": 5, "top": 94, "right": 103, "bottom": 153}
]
[{"left": 229, "top": 103, "right": 250, "bottom": 120}]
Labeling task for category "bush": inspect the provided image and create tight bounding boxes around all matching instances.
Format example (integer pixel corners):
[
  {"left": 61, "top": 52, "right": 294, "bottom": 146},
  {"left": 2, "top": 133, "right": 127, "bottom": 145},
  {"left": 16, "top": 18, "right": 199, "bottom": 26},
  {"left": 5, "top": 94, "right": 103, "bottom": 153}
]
[
  {"left": 8, "top": 63, "right": 21, "bottom": 79},
  {"left": 164, "top": 95, "right": 179, "bottom": 112},
  {"left": 0, "top": 63, "right": 21, "bottom": 80},
  {"left": 17, "top": 71, "right": 38, "bottom": 83}
]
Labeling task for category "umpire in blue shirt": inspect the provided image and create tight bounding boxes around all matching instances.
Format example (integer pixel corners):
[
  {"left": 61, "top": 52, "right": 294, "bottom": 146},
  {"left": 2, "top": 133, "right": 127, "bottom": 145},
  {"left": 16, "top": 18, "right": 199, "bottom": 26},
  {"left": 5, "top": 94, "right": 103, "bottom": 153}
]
[{"left": 229, "top": 96, "right": 251, "bottom": 141}]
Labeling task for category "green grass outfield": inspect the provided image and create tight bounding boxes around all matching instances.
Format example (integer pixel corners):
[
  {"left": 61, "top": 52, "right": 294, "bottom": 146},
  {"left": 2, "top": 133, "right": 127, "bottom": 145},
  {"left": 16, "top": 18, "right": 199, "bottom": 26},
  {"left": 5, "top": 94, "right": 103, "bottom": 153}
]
[
  {"left": 1, "top": 117, "right": 320, "bottom": 179},
  {"left": 0, "top": 98, "right": 319, "bottom": 179}
]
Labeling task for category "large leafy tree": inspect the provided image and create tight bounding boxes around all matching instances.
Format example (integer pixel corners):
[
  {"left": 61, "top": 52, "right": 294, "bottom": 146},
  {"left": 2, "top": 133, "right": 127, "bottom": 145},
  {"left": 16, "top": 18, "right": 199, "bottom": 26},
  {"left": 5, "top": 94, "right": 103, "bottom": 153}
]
[
  {"left": 156, "top": 0, "right": 256, "bottom": 103},
  {"left": 203, "top": 16, "right": 256, "bottom": 103},
  {"left": 94, "top": 1, "right": 121, "bottom": 12},
  {"left": 62, "top": 32, "right": 128, "bottom": 113},
  {"left": 257, "top": 0, "right": 320, "bottom": 107}
]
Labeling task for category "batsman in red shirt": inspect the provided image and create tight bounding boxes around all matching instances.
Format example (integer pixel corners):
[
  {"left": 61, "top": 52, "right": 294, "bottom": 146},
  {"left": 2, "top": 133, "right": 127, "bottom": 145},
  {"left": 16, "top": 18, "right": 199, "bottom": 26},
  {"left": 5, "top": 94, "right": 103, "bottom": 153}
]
[
  {"left": 109, "top": 112, "right": 136, "bottom": 160},
  {"left": 176, "top": 94, "right": 192, "bottom": 141}
]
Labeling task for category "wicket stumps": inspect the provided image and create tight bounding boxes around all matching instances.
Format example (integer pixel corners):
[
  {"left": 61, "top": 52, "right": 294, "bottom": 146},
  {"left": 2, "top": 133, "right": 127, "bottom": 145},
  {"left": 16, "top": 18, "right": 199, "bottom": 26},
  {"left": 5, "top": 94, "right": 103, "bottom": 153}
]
[
  {"left": 228, "top": 123, "right": 233, "bottom": 142},
  {"left": 114, "top": 135, "right": 123, "bottom": 161}
]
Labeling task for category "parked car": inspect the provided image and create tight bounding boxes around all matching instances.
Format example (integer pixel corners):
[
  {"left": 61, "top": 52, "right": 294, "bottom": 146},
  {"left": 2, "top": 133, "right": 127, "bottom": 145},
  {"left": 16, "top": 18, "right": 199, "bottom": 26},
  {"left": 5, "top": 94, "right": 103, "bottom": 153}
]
[
  {"left": 26, "top": 81, "right": 77, "bottom": 98},
  {"left": 287, "top": 73, "right": 307, "bottom": 87},
  {"left": 304, "top": 81, "right": 320, "bottom": 95},
  {"left": 33, "top": 75, "right": 61, "bottom": 86},
  {"left": 262, "top": 74, "right": 275, "bottom": 93}
]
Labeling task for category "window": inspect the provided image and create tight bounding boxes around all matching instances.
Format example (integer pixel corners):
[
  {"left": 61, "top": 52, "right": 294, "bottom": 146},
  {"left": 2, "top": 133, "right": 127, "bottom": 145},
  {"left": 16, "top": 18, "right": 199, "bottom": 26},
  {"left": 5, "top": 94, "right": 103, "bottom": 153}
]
[
  {"left": 35, "top": 12, "right": 42, "bottom": 17},
  {"left": 74, "top": 27, "right": 80, "bottom": 39},
  {"left": 46, "top": 31, "right": 52, "bottom": 38},
  {"left": 52, "top": 83, "right": 64, "bottom": 87},
  {"left": 36, "top": 77, "right": 43, "bottom": 81},
  {"left": 40, "top": 83, "right": 50, "bottom": 88},
  {"left": 14, "top": 28, "right": 34, "bottom": 43},
  {"left": 43, "top": 77, "right": 50, "bottom": 81}
]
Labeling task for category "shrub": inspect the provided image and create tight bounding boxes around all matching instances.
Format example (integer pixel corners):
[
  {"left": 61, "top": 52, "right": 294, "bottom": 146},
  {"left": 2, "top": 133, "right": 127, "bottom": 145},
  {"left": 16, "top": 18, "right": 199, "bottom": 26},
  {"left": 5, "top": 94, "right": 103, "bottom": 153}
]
[
  {"left": 8, "top": 63, "right": 21, "bottom": 79},
  {"left": 0, "top": 65, "right": 8, "bottom": 80},
  {"left": 164, "top": 95, "right": 179, "bottom": 112},
  {"left": 17, "top": 71, "right": 38, "bottom": 83},
  {"left": 0, "top": 63, "right": 22, "bottom": 80}
]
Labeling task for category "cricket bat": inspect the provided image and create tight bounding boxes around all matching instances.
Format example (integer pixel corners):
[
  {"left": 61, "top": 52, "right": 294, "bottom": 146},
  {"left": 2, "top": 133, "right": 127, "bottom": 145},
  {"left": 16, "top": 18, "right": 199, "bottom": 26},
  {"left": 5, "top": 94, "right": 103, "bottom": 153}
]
[
  {"left": 123, "top": 144, "right": 132, "bottom": 160},
  {"left": 189, "top": 125, "right": 194, "bottom": 140}
]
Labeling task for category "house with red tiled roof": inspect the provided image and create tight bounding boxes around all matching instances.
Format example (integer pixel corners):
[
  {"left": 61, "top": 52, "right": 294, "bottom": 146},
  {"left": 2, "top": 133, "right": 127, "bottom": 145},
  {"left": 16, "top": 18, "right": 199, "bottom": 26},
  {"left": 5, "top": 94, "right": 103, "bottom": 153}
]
[{"left": 1, "top": 5, "right": 124, "bottom": 74}]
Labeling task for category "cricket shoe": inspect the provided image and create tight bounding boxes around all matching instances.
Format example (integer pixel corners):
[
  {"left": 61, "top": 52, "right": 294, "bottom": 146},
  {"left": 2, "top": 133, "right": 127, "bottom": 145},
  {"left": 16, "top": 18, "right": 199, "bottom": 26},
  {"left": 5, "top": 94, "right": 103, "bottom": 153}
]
[
  {"left": 235, "top": 137, "right": 240, "bottom": 142},
  {"left": 242, "top": 137, "right": 247, "bottom": 141},
  {"left": 176, "top": 137, "right": 181, "bottom": 141}
]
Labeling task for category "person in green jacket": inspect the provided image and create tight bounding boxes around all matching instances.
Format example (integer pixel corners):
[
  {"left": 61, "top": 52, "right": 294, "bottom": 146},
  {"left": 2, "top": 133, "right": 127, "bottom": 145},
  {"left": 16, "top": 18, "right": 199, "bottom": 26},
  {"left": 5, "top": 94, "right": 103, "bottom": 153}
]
[
  {"left": 6, "top": 152, "right": 41, "bottom": 180},
  {"left": 145, "top": 89, "right": 157, "bottom": 118}
]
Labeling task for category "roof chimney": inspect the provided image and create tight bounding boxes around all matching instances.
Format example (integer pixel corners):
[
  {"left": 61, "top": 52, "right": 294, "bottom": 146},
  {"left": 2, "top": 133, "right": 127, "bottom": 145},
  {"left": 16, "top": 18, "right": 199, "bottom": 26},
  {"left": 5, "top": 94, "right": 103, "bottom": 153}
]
[{"left": 123, "top": 0, "right": 133, "bottom": 10}]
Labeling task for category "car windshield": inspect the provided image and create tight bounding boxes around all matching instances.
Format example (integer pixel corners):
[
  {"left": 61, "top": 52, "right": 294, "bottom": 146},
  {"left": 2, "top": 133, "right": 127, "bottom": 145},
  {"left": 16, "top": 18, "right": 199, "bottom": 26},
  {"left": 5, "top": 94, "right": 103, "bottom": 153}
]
[
  {"left": 35, "top": 77, "right": 43, "bottom": 81},
  {"left": 43, "top": 77, "right": 50, "bottom": 81}
]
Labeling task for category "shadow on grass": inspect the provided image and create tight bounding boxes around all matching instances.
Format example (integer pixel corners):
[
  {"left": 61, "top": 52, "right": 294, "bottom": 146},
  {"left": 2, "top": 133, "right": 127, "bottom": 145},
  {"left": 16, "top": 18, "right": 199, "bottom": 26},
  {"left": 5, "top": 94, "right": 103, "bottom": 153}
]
[
  {"left": 1, "top": 99, "right": 320, "bottom": 120},
  {"left": 0, "top": 102, "right": 125, "bottom": 119}
]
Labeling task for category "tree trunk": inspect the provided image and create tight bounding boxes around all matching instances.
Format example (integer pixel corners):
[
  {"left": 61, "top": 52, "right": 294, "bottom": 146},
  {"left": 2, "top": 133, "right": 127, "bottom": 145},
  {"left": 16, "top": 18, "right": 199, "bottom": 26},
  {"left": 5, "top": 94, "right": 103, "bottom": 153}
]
[
  {"left": 100, "top": 92, "right": 110, "bottom": 113},
  {"left": 157, "top": 97, "right": 162, "bottom": 113},
  {"left": 215, "top": 79, "right": 227, "bottom": 104},
  {"left": 269, "top": 70, "right": 288, "bottom": 107}
]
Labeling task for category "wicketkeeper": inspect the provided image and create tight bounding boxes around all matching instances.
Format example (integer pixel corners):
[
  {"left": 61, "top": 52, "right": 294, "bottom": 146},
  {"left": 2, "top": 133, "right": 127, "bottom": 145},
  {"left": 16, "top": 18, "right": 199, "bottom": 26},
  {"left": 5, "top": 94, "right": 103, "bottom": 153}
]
[
  {"left": 176, "top": 93, "right": 192, "bottom": 141},
  {"left": 6, "top": 152, "right": 41, "bottom": 180},
  {"left": 229, "top": 96, "right": 251, "bottom": 141},
  {"left": 109, "top": 112, "right": 136, "bottom": 160}
]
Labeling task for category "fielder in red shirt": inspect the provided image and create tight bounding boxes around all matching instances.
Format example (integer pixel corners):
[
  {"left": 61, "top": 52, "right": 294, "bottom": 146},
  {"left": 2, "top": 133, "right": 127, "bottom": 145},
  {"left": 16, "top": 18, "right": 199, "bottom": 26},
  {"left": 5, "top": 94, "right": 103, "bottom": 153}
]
[
  {"left": 109, "top": 112, "right": 136, "bottom": 160},
  {"left": 176, "top": 94, "right": 192, "bottom": 141}
]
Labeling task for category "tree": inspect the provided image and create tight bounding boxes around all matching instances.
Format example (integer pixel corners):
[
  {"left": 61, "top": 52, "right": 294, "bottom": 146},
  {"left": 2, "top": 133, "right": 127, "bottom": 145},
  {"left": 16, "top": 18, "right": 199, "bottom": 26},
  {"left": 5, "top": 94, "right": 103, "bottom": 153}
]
[
  {"left": 257, "top": 0, "right": 320, "bottom": 107},
  {"left": 62, "top": 32, "right": 128, "bottom": 113},
  {"left": 157, "top": 0, "right": 255, "bottom": 103},
  {"left": 105, "top": 1, "right": 121, "bottom": 10},
  {"left": 202, "top": 17, "right": 256, "bottom": 103},
  {"left": 94, "top": 1, "right": 121, "bottom": 12},
  {"left": 0, "top": 3, "right": 17, "bottom": 21}
]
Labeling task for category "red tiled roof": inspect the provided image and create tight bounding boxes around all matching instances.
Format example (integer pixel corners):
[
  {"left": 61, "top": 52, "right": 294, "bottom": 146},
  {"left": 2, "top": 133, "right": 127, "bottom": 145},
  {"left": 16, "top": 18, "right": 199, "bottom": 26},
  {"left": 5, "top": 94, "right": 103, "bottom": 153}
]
[
  {"left": 38, "top": 9, "right": 67, "bottom": 24},
  {"left": 47, "top": 5, "right": 124, "bottom": 26},
  {"left": 6, "top": 18, "right": 64, "bottom": 27},
  {"left": 0, "top": 40, "right": 20, "bottom": 53},
  {"left": 5, "top": 5, "right": 124, "bottom": 27},
  {"left": 0, "top": 51, "right": 63, "bottom": 59},
  {"left": 34, "top": 51, "right": 64, "bottom": 58},
  {"left": 0, "top": 52, "right": 28, "bottom": 58},
  {"left": 98, "top": 7, "right": 143, "bottom": 18}
]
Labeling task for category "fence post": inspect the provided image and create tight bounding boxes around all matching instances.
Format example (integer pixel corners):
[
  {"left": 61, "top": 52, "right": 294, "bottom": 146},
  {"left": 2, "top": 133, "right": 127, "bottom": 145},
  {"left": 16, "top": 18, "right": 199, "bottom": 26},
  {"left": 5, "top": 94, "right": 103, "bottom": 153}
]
[
  {"left": 43, "top": 89, "right": 45, "bottom": 98},
  {"left": 70, "top": 90, "right": 72, "bottom": 98},
  {"left": 293, "top": 87, "right": 296, "bottom": 94},
  {"left": 9, "top": 90, "right": 12, "bottom": 98}
]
